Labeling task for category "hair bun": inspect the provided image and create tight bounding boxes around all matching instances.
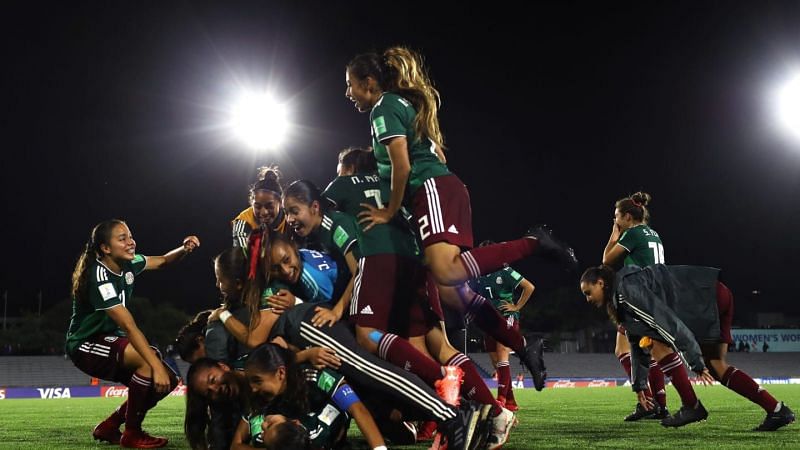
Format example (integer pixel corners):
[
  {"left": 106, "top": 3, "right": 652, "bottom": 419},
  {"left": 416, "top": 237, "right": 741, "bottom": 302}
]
[{"left": 630, "top": 191, "right": 651, "bottom": 206}]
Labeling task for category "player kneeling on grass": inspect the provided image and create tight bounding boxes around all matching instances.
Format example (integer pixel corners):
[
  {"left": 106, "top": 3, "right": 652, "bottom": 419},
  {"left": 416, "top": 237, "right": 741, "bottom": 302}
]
[
  {"left": 231, "top": 342, "right": 386, "bottom": 450},
  {"left": 580, "top": 264, "right": 795, "bottom": 430},
  {"left": 66, "top": 219, "right": 199, "bottom": 448}
]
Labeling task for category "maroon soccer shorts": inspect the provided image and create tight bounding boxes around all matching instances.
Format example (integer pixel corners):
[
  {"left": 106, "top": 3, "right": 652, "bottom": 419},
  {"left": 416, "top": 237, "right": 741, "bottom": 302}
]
[
  {"left": 411, "top": 174, "right": 474, "bottom": 249},
  {"left": 350, "top": 254, "right": 437, "bottom": 337},
  {"left": 716, "top": 281, "right": 734, "bottom": 345},
  {"left": 70, "top": 334, "right": 134, "bottom": 384},
  {"left": 70, "top": 334, "right": 176, "bottom": 385},
  {"left": 484, "top": 316, "right": 519, "bottom": 353}
]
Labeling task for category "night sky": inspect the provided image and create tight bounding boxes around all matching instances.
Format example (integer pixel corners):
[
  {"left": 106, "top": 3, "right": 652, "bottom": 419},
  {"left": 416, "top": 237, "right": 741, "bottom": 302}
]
[{"left": 2, "top": 2, "right": 800, "bottom": 321}]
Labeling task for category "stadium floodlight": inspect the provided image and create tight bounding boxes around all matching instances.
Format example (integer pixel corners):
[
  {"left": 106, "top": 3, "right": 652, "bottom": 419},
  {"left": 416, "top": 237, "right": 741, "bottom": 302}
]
[
  {"left": 772, "top": 71, "right": 800, "bottom": 142},
  {"left": 230, "top": 91, "right": 289, "bottom": 151}
]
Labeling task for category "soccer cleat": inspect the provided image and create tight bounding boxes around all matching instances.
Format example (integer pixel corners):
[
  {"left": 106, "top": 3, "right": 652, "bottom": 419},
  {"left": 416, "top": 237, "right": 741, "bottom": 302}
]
[
  {"left": 381, "top": 420, "right": 418, "bottom": 445},
  {"left": 660, "top": 401, "right": 708, "bottom": 428},
  {"left": 524, "top": 225, "right": 578, "bottom": 271},
  {"left": 486, "top": 406, "right": 515, "bottom": 450},
  {"left": 753, "top": 402, "right": 795, "bottom": 431},
  {"left": 649, "top": 405, "right": 670, "bottom": 420},
  {"left": 119, "top": 429, "right": 168, "bottom": 449},
  {"left": 417, "top": 420, "right": 438, "bottom": 442},
  {"left": 435, "top": 366, "right": 464, "bottom": 407},
  {"left": 624, "top": 403, "right": 657, "bottom": 422},
  {"left": 505, "top": 397, "right": 519, "bottom": 413},
  {"left": 517, "top": 336, "right": 547, "bottom": 391},
  {"left": 436, "top": 402, "right": 478, "bottom": 450},
  {"left": 468, "top": 404, "right": 494, "bottom": 450},
  {"left": 92, "top": 420, "right": 122, "bottom": 444}
]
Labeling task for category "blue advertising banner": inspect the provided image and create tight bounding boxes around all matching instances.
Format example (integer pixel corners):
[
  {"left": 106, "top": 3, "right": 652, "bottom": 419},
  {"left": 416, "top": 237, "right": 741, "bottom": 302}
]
[
  {"left": 731, "top": 329, "right": 800, "bottom": 352},
  {"left": 2, "top": 386, "right": 101, "bottom": 399}
]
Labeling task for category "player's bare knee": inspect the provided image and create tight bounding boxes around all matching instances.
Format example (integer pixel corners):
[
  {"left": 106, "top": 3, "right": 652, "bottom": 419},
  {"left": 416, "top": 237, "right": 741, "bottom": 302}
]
[
  {"left": 650, "top": 339, "right": 672, "bottom": 359},
  {"left": 356, "top": 327, "right": 380, "bottom": 354}
]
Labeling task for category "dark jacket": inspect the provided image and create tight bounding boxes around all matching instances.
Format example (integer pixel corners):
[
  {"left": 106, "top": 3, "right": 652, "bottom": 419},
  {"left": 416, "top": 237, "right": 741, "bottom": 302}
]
[{"left": 613, "top": 264, "right": 721, "bottom": 391}]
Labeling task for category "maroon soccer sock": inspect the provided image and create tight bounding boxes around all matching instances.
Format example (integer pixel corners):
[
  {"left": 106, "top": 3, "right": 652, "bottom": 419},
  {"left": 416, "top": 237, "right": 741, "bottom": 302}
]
[
  {"left": 459, "top": 239, "right": 538, "bottom": 279},
  {"left": 465, "top": 294, "right": 525, "bottom": 352},
  {"left": 618, "top": 352, "right": 633, "bottom": 378},
  {"left": 105, "top": 401, "right": 127, "bottom": 426},
  {"left": 618, "top": 353, "right": 654, "bottom": 398},
  {"left": 721, "top": 366, "right": 779, "bottom": 413},
  {"left": 496, "top": 361, "right": 512, "bottom": 400},
  {"left": 648, "top": 359, "right": 667, "bottom": 408},
  {"left": 506, "top": 381, "right": 516, "bottom": 403},
  {"left": 145, "top": 370, "right": 178, "bottom": 409},
  {"left": 125, "top": 373, "right": 153, "bottom": 431},
  {"left": 446, "top": 353, "right": 502, "bottom": 416},
  {"left": 657, "top": 353, "right": 697, "bottom": 408},
  {"left": 378, "top": 333, "right": 444, "bottom": 386}
]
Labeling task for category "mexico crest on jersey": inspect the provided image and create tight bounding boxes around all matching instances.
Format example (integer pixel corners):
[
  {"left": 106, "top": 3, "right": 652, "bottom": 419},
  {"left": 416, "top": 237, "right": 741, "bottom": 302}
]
[
  {"left": 496, "top": 276, "right": 503, "bottom": 285},
  {"left": 125, "top": 272, "right": 134, "bottom": 285}
]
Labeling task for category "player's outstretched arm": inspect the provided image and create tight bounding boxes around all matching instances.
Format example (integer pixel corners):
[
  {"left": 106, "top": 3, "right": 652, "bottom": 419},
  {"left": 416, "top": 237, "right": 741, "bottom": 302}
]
[{"left": 144, "top": 235, "right": 200, "bottom": 270}]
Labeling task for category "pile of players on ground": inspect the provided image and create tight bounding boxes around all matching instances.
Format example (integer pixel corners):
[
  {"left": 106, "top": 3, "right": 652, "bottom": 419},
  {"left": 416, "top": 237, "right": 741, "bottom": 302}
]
[{"left": 174, "top": 154, "right": 568, "bottom": 450}]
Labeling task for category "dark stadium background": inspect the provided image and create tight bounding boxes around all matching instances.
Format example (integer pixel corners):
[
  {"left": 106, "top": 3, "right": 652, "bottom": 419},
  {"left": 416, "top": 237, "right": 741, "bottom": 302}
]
[{"left": 1, "top": 2, "right": 799, "bottom": 340}]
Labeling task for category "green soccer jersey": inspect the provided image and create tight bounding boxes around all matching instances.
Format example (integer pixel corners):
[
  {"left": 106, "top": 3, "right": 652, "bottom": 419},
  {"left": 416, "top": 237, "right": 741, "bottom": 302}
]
[
  {"left": 245, "top": 368, "right": 350, "bottom": 448},
  {"left": 323, "top": 175, "right": 419, "bottom": 258},
  {"left": 316, "top": 211, "right": 362, "bottom": 260},
  {"left": 469, "top": 266, "right": 524, "bottom": 319},
  {"left": 617, "top": 224, "right": 665, "bottom": 267},
  {"left": 259, "top": 280, "right": 294, "bottom": 310},
  {"left": 370, "top": 92, "right": 450, "bottom": 197},
  {"left": 65, "top": 255, "right": 148, "bottom": 355}
]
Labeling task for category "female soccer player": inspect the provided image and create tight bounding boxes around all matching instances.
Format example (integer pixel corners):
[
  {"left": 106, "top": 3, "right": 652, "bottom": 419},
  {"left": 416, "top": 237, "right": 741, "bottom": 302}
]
[
  {"left": 345, "top": 47, "right": 573, "bottom": 385},
  {"left": 602, "top": 192, "right": 669, "bottom": 420},
  {"left": 236, "top": 234, "right": 479, "bottom": 448},
  {"left": 66, "top": 219, "right": 199, "bottom": 448},
  {"left": 580, "top": 264, "right": 795, "bottom": 430},
  {"left": 231, "top": 343, "right": 385, "bottom": 450},
  {"left": 293, "top": 176, "right": 515, "bottom": 449},
  {"left": 185, "top": 358, "right": 252, "bottom": 450},
  {"left": 468, "top": 241, "right": 535, "bottom": 412}
]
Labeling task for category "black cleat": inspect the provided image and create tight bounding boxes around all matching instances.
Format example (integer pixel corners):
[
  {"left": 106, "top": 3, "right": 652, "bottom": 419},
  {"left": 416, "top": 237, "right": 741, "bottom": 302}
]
[
  {"left": 649, "top": 405, "right": 671, "bottom": 420},
  {"left": 468, "top": 404, "right": 493, "bottom": 450},
  {"left": 518, "top": 336, "right": 547, "bottom": 391},
  {"left": 439, "top": 402, "right": 479, "bottom": 450},
  {"left": 754, "top": 402, "right": 795, "bottom": 431},
  {"left": 624, "top": 403, "right": 657, "bottom": 422},
  {"left": 525, "top": 225, "right": 578, "bottom": 271},
  {"left": 661, "top": 401, "right": 708, "bottom": 428}
]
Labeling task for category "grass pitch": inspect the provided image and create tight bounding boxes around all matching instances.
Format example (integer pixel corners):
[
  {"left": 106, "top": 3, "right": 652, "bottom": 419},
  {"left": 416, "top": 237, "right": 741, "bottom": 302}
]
[{"left": 0, "top": 385, "right": 797, "bottom": 449}]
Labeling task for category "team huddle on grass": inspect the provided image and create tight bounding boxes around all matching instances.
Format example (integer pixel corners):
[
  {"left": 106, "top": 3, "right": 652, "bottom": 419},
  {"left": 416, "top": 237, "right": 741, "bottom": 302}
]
[{"left": 65, "top": 46, "right": 794, "bottom": 450}]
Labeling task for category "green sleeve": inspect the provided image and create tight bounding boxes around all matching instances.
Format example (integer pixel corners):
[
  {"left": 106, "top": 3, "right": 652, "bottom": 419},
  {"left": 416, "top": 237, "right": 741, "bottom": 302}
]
[
  {"left": 329, "top": 214, "right": 359, "bottom": 256},
  {"left": 617, "top": 228, "right": 639, "bottom": 253},
  {"left": 259, "top": 280, "right": 293, "bottom": 310},
  {"left": 91, "top": 272, "right": 121, "bottom": 310},
  {"left": 503, "top": 267, "right": 523, "bottom": 290},
  {"left": 131, "top": 254, "right": 147, "bottom": 275},
  {"left": 371, "top": 97, "right": 408, "bottom": 143},
  {"left": 322, "top": 178, "right": 343, "bottom": 208},
  {"left": 316, "top": 368, "right": 346, "bottom": 397}
]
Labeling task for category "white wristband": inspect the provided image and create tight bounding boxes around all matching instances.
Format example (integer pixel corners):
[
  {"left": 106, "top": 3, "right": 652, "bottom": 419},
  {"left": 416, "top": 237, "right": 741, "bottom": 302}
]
[
  {"left": 219, "top": 310, "right": 232, "bottom": 324},
  {"left": 373, "top": 447, "right": 388, "bottom": 450}
]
